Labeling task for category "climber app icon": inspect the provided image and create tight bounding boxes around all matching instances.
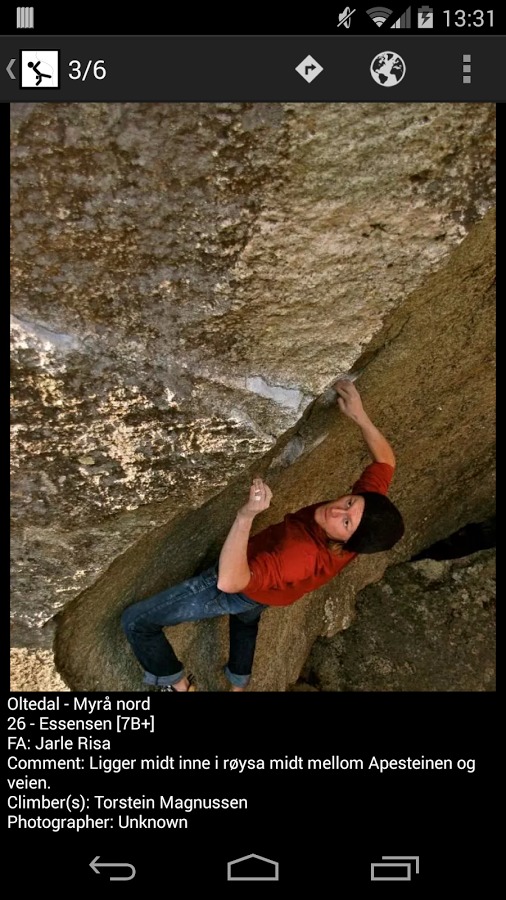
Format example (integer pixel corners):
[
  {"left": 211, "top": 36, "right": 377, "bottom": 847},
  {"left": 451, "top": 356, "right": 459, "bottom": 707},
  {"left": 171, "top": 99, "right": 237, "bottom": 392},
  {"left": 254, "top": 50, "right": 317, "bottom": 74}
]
[{"left": 20, "top": 50, "right": 60, "bottom": 88}]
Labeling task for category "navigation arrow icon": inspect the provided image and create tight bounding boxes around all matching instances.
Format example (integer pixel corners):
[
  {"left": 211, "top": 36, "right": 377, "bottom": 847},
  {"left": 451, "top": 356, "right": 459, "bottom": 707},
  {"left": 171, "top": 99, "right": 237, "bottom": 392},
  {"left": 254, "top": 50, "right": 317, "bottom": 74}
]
[
  {"left": 295, "top": 55, "right": 323, "bottom": 83},
  {"left": 7, "top": 59, "right": 16, "bottom": 79},
  {"left": 89, "top": 855, "right": 136, "bottom": 881}
]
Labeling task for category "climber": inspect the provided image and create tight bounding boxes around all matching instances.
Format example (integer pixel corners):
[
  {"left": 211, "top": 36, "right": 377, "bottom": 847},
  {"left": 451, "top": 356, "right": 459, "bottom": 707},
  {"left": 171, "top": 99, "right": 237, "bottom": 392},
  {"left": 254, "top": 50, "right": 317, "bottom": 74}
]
[{"left": 121, "top": 379, "right": 404, "bottom": 692}]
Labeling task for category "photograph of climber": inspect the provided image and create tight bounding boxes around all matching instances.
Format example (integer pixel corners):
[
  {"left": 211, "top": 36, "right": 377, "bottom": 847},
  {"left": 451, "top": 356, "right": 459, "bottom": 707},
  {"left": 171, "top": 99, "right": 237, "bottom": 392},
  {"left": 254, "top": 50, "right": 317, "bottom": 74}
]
[
  {"left": 10, "top": 102, "right": 495, "bottom": 692},
  {"left": 121, "top": 379, "right": 404, "bottom": 691}
]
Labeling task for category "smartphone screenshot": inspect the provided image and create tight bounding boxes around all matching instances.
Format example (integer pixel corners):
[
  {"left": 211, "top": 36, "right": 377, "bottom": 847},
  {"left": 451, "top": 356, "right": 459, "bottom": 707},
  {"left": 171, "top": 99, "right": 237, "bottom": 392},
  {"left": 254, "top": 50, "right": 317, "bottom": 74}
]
[{"left": 6, "top": 6, "right": 497, "bottom": 891}]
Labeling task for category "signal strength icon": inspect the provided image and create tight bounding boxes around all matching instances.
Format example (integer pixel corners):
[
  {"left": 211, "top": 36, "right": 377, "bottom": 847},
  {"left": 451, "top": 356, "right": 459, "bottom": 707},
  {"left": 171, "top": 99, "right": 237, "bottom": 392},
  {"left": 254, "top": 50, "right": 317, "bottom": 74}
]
[
  {"left": 366, "top": 6, "right": 393, "bottom": 27},
  {"left": 391, "top": 6, "right": 411, "bottom": 28}
]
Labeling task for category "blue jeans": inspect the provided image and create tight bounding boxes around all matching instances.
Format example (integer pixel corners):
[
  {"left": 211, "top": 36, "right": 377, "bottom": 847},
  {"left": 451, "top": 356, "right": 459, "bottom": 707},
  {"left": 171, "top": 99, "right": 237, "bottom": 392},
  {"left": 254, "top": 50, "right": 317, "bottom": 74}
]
[{"left": 121, "top": 564, "right": 265, "bottom": 688}]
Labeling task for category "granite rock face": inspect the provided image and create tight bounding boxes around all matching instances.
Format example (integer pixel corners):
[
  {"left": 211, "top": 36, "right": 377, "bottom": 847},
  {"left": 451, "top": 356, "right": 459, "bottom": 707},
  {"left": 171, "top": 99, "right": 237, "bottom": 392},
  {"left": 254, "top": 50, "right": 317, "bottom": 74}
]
[
  {"left": 10, "top": 103, "right": 495, "bottom": 690},
  {"left": 10, "top": 649, "right": 69, "bottom": 692},
  {"left": 54, "top": 210, "right": 496, "bottom": 692},
  {"left": 301, "top": 550, "right": 496, "bottom": 692}
]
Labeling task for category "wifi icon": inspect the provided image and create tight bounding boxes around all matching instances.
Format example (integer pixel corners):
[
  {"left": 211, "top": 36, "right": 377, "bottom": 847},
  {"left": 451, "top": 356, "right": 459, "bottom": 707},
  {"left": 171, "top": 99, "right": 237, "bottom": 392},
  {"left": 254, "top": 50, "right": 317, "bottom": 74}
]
[{"left": 366, "top": 6, "right": 393, "bottom": 26}]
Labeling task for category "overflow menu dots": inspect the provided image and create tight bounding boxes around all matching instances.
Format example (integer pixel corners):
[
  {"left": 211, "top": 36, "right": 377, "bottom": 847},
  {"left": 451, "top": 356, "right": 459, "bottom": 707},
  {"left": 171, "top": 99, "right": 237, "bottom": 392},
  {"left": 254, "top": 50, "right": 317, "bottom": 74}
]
[{"left": 7, "top": 695, "right": 477, "bottom": 835}]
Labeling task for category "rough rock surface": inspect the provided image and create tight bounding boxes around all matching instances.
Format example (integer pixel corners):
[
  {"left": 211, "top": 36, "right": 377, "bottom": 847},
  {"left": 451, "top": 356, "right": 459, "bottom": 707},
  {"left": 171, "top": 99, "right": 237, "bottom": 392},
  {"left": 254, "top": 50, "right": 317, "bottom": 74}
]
[
  {"left": 10, "top": 649, "right": 69, "bottom": 692},
  {"left": 10, "top": 103, "right": 495, "bottom": 690},
  {"left": 53, "top": 210, "right": 495, "bottom": 692},
  {"left": 300, "top": 550, "right": 496, "bottom": 691}
]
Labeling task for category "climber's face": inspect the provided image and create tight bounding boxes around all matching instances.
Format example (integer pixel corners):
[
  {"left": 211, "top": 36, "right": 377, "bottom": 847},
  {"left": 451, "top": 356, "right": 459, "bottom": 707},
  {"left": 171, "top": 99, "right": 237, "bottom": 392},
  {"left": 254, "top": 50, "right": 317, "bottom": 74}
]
[{"left": 314, "top": 494, "right": 365, "bottom": 542}]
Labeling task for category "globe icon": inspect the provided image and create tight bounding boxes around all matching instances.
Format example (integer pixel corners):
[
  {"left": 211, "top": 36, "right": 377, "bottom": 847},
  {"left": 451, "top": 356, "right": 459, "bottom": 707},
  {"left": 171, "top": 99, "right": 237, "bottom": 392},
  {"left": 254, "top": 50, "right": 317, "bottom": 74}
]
[{"left": 370, "top": 51, "right": 406, "bottom": 87}]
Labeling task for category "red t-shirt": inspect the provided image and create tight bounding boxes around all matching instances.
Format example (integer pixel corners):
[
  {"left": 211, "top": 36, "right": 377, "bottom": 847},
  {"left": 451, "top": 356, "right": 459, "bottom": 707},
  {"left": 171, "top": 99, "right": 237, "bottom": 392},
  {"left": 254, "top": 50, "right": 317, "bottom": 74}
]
[{"left": 243, "top": 461, "right": 394, "bottom": 606}]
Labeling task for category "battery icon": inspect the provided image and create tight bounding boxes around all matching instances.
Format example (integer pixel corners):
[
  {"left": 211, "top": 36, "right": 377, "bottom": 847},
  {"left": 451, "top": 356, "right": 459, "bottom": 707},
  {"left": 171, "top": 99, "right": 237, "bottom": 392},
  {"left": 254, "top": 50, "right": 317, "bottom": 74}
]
[{"left": 417, "top": 5, "right": 433, "bottom": 27}]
